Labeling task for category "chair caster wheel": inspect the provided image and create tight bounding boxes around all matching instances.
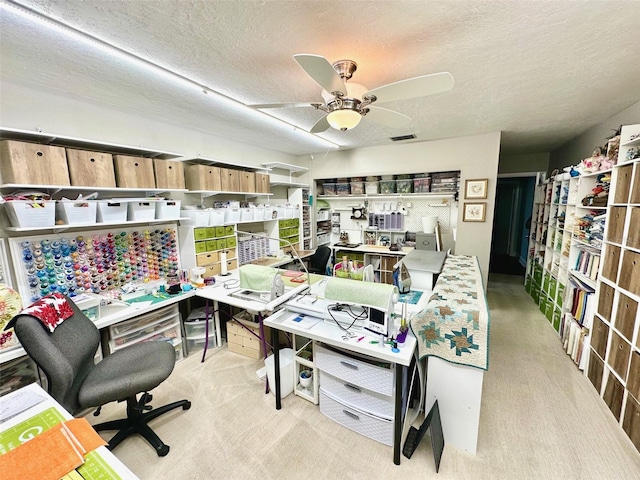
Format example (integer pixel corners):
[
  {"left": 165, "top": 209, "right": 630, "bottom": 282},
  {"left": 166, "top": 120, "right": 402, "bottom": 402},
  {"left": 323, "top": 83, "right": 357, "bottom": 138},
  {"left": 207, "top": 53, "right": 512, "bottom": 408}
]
[
  {"left": 157, "top": 444, "right": 170, "bottom": 457},
  {"left": 183, "top": 401, "right": 192, "bottom": 410}
]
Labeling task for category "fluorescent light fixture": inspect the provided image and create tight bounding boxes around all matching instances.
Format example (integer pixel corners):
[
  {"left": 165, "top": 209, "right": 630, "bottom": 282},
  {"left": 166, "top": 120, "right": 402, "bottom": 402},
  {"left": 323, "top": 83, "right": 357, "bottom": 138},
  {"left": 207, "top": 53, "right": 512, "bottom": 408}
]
[
  {"left": 327, "top": 109, "right": 362, "bottom": 131},
  {"left": 0, "top": 0, "right": 340, "bottom": 150}
]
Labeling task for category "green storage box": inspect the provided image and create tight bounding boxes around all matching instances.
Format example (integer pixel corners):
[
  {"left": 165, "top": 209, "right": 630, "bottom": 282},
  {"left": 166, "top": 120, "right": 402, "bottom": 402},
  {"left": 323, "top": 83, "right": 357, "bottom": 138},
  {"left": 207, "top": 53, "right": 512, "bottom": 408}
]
[
  {"left": 216, "top": 238, "right": 227, "bottom": 250},
  {"left": 226, "top": 236, "right": 237, "bottom": 248},
  {"left": 225, "top": 225, "right": 234, "bottom": 236},
  {"left": 533, "top": 264, "right": 543, "bottom": 284},
  {"left": 545, "top": 300, "right": 554, "bottom": 323},
  {"left": 556, "top": 283, "right": 565, "bottom": 305},
  {"left": 525, "top": 275, "right": 532, "bottom": 294},
  {"left": 206, "top": 227, "right": 216, "bottom": 238},
  {"left": 195, "top": 241, "right": 207, "bottom": 254},
  {"left": 542, "top": 273, "right": 551, "bottom": 294},
  {"left": 215, "top": 226, "right": 226, "bottom": 237},
  {"left": 549, "top": 277, "right": 558, "bottom": 300},
  {"left": 552, "top": 308, "right": 562, "bottom": 332},
  {"left": 194, "top": 227, "right": 208, "bottom": 241},
  {"left": 206, "top": 240, "right": 218, "bottom": 251}
]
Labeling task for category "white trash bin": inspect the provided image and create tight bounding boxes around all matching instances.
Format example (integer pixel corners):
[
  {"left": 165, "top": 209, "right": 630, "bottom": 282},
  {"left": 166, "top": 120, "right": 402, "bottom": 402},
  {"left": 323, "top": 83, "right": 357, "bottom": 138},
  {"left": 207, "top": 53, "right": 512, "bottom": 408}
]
[{"left": 265, "top": 348, "right": 294, "bottom": 398}]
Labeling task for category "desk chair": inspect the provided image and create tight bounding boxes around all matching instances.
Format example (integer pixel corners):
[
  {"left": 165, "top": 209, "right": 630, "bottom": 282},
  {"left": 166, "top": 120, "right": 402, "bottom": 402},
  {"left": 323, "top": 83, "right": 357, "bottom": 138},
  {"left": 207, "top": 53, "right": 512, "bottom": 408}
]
[
  {"left": 307, "top": 245, "right": 332, "bottom": 275},
  {"left": 8, "top": 295, "right": 191, "bottom": 457}
]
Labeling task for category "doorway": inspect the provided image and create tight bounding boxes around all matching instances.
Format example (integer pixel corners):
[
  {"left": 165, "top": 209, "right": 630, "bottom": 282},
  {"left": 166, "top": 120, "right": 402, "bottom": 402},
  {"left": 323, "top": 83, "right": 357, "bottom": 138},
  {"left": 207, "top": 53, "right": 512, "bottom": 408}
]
[{"left": 489, "top": 175, "right": 537, "bottom": 276}]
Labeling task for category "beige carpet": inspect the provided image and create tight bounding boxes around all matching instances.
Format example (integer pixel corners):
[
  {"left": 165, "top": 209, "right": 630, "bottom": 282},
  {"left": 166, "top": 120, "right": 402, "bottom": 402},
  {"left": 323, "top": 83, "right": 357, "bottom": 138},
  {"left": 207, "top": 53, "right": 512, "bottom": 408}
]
[{"left": 86, "top": 274, "right": 640, "bottom": 479}]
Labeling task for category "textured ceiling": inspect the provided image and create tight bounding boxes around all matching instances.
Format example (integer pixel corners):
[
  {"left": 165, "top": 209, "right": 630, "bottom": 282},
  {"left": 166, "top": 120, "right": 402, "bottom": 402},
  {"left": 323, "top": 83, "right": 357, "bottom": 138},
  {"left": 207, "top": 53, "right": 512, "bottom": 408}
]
[{"left": 1, "top": 0, "right": 639, "bottom": 156}]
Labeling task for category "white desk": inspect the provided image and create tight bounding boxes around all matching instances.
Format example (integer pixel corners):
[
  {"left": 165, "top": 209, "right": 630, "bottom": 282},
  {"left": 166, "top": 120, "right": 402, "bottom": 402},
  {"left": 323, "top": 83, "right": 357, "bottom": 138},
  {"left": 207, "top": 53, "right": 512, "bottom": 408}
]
[
  {"left": 195, "top": 270, "right": 312, "bottom": 362},
  {"left": 264, "top": 285, "right": 429, "bottom": 465},
  {"left": 0, "top": 383, "right": 138, "bottom": 479}
]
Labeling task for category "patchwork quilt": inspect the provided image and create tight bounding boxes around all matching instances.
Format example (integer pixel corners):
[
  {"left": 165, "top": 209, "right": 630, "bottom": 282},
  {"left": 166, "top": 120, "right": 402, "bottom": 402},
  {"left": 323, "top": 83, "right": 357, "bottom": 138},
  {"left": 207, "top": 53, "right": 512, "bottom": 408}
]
[{"left": 409, "top": 255, "right": 489, "bottom": 370}]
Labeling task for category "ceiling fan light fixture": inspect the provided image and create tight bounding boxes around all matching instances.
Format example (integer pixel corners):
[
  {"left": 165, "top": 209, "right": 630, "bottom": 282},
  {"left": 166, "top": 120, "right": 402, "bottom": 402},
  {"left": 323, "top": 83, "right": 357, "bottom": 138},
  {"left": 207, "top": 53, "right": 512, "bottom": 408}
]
[{"left": 327, "top": 109, "right": 362, "bottom": 131}]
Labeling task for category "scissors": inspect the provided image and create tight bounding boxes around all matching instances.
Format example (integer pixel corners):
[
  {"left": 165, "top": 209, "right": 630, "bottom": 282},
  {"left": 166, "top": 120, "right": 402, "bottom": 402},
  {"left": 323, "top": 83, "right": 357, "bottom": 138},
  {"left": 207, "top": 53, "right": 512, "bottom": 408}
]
[{"left": 342, "top": 331, "right": 357, "bottom": 341}]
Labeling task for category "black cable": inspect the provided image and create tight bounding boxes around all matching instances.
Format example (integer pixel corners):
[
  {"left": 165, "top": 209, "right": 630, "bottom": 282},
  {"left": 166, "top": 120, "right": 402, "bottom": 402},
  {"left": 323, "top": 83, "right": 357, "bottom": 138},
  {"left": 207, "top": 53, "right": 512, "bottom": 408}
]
[{"left": 326, "top": 303, "right": 367, "bottom": 332}]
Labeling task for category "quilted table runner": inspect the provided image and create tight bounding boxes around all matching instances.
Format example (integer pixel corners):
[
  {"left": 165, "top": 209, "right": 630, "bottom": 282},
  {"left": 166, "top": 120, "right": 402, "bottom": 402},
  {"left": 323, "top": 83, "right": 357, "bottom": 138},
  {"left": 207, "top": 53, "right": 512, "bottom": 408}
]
[{"left": 410, "top": 255, "right": 490, "bottom": 370}]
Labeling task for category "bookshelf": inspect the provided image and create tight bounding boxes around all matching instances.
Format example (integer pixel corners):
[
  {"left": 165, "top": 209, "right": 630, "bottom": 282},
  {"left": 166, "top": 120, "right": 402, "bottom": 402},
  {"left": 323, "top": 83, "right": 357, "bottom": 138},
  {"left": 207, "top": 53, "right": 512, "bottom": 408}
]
[{"left": 585, "top": 124, "right": 640, "bottom": 453}]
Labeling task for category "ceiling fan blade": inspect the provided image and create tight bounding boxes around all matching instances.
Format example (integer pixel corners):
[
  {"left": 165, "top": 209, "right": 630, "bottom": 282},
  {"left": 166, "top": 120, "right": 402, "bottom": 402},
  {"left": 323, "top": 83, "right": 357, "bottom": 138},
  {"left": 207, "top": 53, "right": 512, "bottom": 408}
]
[
  {"left": 365, "top": 106, "right": 412, "bottom": 128},
  {"left": 293, "top": 54, "right": 346, "bottom": 96},
  {"left": 366, "top": 72, "right": 454, "bottom": 104},
  {"left": 249, "top": 102, "right": 317, "bottom": 109},
  {"left": 309, "top": 115, "right": 331, "bottom": 133}
]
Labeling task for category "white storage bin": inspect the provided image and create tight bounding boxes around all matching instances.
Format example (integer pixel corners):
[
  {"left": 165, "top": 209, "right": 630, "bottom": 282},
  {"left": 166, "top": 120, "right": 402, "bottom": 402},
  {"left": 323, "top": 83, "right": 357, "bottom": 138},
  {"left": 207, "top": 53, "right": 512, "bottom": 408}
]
[
  {"left": 4, "top": 200, "right": 56, "bottom": 228},
  {"left": 56, "top": 200, "right": 97, "bottom": 225},
  {"left": 240, "top": 207, "right": 254, "bottom": 222},
  {"left": 181, "top": 209, "right": 210, "bottom": 227},
  {"left": 253, "top": 207, "right": 265, "bottom": 220},
  {"left": 224, "top": 208, "right": 241, "bottom": 223},
  {"left": 209, "top": 209, "right": 225, "bottom": 226},
  {"left": 187, "top": 336, "right": 216, "bottom": 353},
  {"left": 155, "top": 200, "right": 181, "bottom": 220},
  {"left": 263, "top": 207, "right": 276, "bottom": 220},
  {"left": 128, "top": 201, "right": 156, "bottom": 221},
  {"left": 265, "top": 348, "right": 295, "bottom": 398},
  {"left": 285, "top": 207, "right": 295, "bottom": 219},
  {"left": 97, "top": 201, "right": 128, "bottom": 223},
  {"left": 275, "top": 206, "right": 287, "bottom": 219}
]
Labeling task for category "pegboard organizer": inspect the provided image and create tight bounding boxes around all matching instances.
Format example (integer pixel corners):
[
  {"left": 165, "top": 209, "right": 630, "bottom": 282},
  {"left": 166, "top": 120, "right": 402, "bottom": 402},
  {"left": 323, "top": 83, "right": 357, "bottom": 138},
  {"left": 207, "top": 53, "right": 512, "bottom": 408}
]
[{"left": 8, "top": 223, "right": 181, "bottom": 305}]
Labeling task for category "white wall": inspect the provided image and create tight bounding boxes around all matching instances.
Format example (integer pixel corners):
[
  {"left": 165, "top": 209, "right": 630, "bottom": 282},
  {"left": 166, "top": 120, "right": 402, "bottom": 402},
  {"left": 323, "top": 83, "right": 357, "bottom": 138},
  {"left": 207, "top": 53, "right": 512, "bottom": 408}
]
[
  {"left": 0, "top": 82, "right": 298, "bottom": 167},
  {"left": 549, "top": 101, "right": 640, "bottom": 173},
  {"left": 302, "top": 132, "right": 502, "bottom": 286}
]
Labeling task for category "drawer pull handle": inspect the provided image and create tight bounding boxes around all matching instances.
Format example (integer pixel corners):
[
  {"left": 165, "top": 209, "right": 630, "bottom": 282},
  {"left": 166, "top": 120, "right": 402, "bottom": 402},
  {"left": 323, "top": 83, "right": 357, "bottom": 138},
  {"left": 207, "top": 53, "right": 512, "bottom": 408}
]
[
  {"left": 344, "top": 383, "right": 361, "bottom": 393},
  {"left": 340, "top": 361, "right": 358, "bottom": 370},
  {"left": 343, "top": 410, "right": 360, "bottom": 420}
]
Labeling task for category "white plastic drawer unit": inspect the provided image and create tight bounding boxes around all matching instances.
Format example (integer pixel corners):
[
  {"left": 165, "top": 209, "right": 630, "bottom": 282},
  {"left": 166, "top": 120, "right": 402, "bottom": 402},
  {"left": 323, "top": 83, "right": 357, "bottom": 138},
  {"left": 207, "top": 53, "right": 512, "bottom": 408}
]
[
  {"left": 319, "top": 389, "right": 393, "bottom": 446},
  {"left": 108, "top": 305, "right": 181, "bottom": 350},
  {"left": 315, "top": 343, "right": 394, "bottom": 396},
  {"left": 319, "top": 370, "right": 393, "bottom": 419},
  {"left": 184, "top": 318, "right": 214, "bottom": 339}
]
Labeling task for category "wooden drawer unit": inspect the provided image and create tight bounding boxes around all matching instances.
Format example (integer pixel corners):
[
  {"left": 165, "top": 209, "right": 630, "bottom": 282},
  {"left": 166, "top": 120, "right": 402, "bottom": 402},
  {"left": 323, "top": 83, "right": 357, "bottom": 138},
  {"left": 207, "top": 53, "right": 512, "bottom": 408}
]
[
  {"left": 220, "top": 168, "right": 240, "bottom": 192},
  {"left": 66, "top": 148, "right": 116, "bottom": 187},
  {"left": 623, "top": 395, "right": 640, "bottom": 452},
  {"left": 601, "top": 244, "right": 621, "bottom": 283},
  {"left": 597, "top": 282, "right": 615, "bottom": 321},
  {"left": 613, "top": 163, "right": 633, "bottom": 203},
  {"left": 0, "top": 140, "right": 70, "bottom": 185},
  {"left": 614, "top": 292, "right": 637, "bottom": 342},
  {"left": 607, "top": 207, "right": 626, "bottom": 245},
  {"left": 608, "top": 331, "right": 631, "bottom": 381},
  {"left": 113, "top": 155, "right": 156, "bottom": 188},
  {"left": 603, "top": 372, "right": 625, "bottom": 421},
  {"left": 227, "top": 318, "right": 265, "bottom": 359},
  {"left": 196, "top": 251, "right": 219, "bottom": 266},
  {"left": 591, "top": 315, "right": 609, "bottom": 361},
  {"left": 184, "top": 164, "right": 221, "bottom": 191},
  {"left": 255, "top": 172, "right": 270, "bottom": 193},
  {"left": 619, "top": 249, "right": 640, "bottom": 296},
  {"left": 587, "top": 348, "right": 605, "bottom": 394},
  {"left": 239, "top": 171, "right": 256, "bottom": 193},
  {"left": 627, "top": 351, "right": 640, "bottom": 403},
  {"left": 627, "top": 207, "right": 640, "bottom": 250},
  {"left": 154, "top": 159, "right": 185, "bottom": 189}
]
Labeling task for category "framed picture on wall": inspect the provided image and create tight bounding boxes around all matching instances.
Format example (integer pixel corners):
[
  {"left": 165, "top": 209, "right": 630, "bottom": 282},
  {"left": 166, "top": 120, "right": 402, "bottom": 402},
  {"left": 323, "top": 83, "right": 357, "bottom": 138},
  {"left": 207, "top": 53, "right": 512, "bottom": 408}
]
[
  {"left": 464, "top": 179, "right": 488, "bottom": 199},
  {"left": 463, "top": 202, "right": 486, "bottom": 222}
]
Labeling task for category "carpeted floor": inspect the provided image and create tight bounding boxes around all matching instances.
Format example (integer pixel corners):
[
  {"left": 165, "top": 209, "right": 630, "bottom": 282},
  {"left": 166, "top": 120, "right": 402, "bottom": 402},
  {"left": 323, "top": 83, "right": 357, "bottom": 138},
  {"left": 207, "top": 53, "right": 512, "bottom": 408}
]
[{"left": 86, "top": 274, "right": 640, "bottom": 479}]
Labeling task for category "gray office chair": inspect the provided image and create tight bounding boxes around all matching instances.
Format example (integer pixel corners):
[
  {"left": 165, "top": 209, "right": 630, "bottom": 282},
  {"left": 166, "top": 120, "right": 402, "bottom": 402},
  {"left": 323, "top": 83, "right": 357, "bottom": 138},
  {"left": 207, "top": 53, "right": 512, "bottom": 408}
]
[
  {"left": 7, "top": 295, "right": 191, "bottom": 456},
  {"left": 307, "top": 245, "right": 332, "bottom": 275}
]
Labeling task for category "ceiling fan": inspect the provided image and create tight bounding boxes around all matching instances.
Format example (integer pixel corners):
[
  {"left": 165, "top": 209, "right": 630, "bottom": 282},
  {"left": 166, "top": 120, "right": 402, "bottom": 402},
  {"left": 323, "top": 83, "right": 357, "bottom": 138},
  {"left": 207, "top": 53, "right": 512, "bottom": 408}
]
[{"left": 249, "top": 54, "right": 454, "bottom": 133}]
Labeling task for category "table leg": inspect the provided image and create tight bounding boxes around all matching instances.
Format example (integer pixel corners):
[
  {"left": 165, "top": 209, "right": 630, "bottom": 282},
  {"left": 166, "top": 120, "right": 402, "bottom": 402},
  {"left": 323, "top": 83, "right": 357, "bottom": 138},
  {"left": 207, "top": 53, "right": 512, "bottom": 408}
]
[
  {"left": 271, "top": 324, "right": 281, "bottom": 410},
  {"left": 201, "top": 300, "right": 211, "bottom": 363},
  {"left": 394, "top": 363, "right": 403, "bottom": 465}
]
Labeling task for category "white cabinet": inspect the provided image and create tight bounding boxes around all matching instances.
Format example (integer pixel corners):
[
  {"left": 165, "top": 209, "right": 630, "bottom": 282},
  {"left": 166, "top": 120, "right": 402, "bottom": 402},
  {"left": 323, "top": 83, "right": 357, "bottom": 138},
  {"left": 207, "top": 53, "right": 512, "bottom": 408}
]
[{"left": 316, "top": 343, "right": 396, "bottom": 446}]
